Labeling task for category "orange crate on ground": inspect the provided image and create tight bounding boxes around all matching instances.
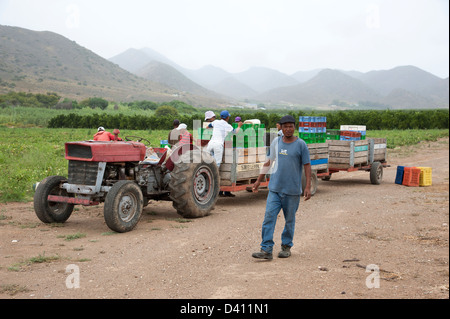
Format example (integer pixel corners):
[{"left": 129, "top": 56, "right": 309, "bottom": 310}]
[
  {"left": 402, "top": 167, "right": 421, "bottom": 187},
  {"left": 417, "top": 167, "right": 432, "bottom": 186}
]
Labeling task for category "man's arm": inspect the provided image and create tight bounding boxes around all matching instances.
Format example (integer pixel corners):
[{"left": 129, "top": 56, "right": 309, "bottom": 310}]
[{"left": 303, "top": 163, "right": 312, "bottom": 201}]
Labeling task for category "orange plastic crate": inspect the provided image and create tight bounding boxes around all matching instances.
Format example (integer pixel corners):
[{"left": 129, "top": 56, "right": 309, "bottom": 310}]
[
  {"left": 417, "top": 167, "right": 432, "bottom": 186},
  {"left": 402, "top": 167, "right": 421, "bottom": 187}
]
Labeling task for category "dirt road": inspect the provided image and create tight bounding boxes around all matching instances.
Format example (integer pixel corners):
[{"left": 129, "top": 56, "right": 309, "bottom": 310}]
[{"left": 1, "top": 138, "right": 448, "bottom": 299}]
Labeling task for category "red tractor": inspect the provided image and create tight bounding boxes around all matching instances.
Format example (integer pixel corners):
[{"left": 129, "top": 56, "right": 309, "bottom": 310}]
[{"left": 33, "top": 136, "right": 220, "bottom": 232}]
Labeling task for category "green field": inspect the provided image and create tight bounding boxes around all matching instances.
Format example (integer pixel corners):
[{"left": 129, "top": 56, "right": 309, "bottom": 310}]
[{"left": 0, "top": 126, "right": 448, "bottom": 203}]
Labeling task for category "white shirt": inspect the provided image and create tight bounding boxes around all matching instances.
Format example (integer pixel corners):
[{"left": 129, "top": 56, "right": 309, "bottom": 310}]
[{"left": 209, "top": 119, "right": 234, "bottom": 145}]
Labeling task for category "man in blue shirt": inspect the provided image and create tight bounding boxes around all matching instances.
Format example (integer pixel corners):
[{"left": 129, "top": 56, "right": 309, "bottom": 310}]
[{"left": 252, "top": 115, "right": 311, "bottom": 259}]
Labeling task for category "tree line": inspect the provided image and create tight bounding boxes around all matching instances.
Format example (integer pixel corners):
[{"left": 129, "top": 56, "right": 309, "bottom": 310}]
[{"left": 48, "top": 109, "right": 449, "bottom": 130}]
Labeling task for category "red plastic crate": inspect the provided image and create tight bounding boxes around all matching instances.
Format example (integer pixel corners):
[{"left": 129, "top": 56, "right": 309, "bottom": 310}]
[
  {"left": 402, "top": 167, "right": 421, "bottom": 187},
  {"left": 340, "top": 130, "right": 361, "bottom": 137}
]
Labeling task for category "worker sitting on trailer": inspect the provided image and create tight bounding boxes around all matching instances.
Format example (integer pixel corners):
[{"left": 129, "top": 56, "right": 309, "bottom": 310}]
[{"left": 175, "top": 123, "right": 193, "bottom": 146}]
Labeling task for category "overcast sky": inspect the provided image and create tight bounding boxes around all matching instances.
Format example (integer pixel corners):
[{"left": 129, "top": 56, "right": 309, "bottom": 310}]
[{"left": 0, "top": 0, "right": 448, "bottom": 78}]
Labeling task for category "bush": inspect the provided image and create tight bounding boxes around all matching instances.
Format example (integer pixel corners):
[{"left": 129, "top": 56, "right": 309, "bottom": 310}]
[{"left": 80, "top": 97, "right": 109, "bottom": 110}]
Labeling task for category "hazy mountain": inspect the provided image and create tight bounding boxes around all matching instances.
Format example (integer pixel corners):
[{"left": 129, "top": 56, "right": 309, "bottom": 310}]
[
  {"left": 2, "top": 25, "right": 447, "bottom": 109},
  {"left": 186, "top": 65, "right": 232, "bottom": 88},
  {"left": 209, "top": 76, "right": 258, "bottom": 99},
  {"left": 0, "top": 25, "right": 224, "bottom": 106},
  {"left": 110, "top": 47, "right": 448, "bottom": 108},
  {"left": 234, "top": 67, "right": 299, "bottom": 93},
  {"left": 382, "top": 88, "right": 435, "bottom": 109},
  {"left": 290, "top": 69, "right": 323, "bottom": 83},
  {"left": 110, "top": 47, "right": 186, "bottom": 74},
  {"left": 135, "top": 60, "right": 223, "bottom": 98},
  {"left": 358, "top": 65, "right": 445, "bottom": 95},
  {"left": 258, "top": 69, "right": 383, "bottom": 106},
  {"left": 108, "top": 48, "right": 156, "bottom": 73}
]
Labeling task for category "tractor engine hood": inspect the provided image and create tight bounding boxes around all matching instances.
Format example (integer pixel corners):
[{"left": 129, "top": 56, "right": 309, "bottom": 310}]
[{"left": 65, "top": 141, "right": 146, "bottom": 162}]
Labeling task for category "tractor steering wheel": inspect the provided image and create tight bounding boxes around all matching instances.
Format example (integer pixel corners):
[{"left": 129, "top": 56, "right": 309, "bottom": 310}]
[{"left": 124, "top": 136, "right": 151, "bottom": 147}]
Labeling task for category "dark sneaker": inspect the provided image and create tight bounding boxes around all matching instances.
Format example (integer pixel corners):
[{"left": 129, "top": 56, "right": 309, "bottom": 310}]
[
  {"left": 252, "top": 249, "right": 273, "bottom": 260},
  {"left": 278, "top": 245, "right": 291, "bottom": 258},
  {"left": 224, "top": 192, "right": 235, "bottom": 197}
]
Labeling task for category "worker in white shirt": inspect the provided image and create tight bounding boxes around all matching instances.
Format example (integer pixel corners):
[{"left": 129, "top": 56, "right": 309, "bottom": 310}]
[{"left": 207, "top": 110, "right": 243, "bottom": 197}]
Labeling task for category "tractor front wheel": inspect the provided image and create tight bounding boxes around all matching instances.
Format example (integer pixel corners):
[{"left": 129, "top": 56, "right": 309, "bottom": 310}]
[
  {"left": 33, "top": 175, "right": 74, "bottom": 224},
  {"left": 104, "top": 181, "right": 144, "bottom": 233}
]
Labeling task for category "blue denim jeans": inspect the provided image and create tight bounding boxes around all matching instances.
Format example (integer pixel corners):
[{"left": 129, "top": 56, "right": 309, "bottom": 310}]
[{"left": 260, "top": 191, "right": 301, "bottom": 253}]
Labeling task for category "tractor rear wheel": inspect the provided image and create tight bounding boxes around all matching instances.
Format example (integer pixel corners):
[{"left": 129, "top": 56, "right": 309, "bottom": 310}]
[
  {"left": 169, "top": 150, "right": 220, "bottom": 218},
  {"left": 34, "top": 175, "right": 74, "bottom": 223},
  {"left": 104, "top": 180, "right": 143, "bottom": 232}
]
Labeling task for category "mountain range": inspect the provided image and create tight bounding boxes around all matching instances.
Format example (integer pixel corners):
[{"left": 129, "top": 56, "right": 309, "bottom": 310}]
[
  {"left": 1, "top": 25, "right": 448, "bottom": 109},
  {"left": 110, "top": 47, "right": 449, "bottom": 109}
]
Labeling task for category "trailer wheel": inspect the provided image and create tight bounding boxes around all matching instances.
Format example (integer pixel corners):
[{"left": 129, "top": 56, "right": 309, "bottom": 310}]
[
  {"left": 370, "top": 161, "right": 383, "bottom": 185},
  {"left": 104, "top": 181, "right": 143, "bottom": 233},
  {"left": 33, "top": 175, "right": 74, "bottom": 224},
  {"left": 302, "top": 169, "right": 318, "bottom": 196},
  {"left": 169, "top": 150, "right": 219, "bottom": 218}
]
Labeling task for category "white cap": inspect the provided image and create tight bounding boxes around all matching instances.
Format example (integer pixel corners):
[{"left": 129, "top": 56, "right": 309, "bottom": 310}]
[
  {"left": 98, "top": 126, "right": 105, "bottom": 131},
  {"left": 177, "top": 123, "right": 187, "bottom": 130},
  {"left": 204, "top": 111, "right": 215, "bottom": 120}
]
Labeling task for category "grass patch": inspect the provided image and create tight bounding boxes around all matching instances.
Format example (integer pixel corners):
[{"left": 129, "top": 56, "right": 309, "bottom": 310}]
[
  {"left": 57, "top": 232, "right": 86, "bottom": 241},
  {"left": 101, "top": 231, "right": 118, "bottom": 236},
  {"left": 0, "top": 284, "right": 30, "bottom": 296},
  {"left": 166, "top": 218, "right": 192, "bottom": 223},
  {"left": 8, "top": 252, "right": 61, "bottom": 271}
]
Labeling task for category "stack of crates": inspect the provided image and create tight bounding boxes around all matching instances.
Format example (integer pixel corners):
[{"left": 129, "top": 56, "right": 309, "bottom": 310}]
[
  {"left": 298, "top": 116, "right": 327, "bottom": 144},
  {"left": 198, "top": 123, "right": 266, "bottom": 149},
  {"left": 340, "top": 125, "right": 366, "bottom": 140},
  {"left": 229, "top": 122, "right": 265, "bottom": 148},
  {"left": 325, "top": 129, "right": 340, "bottom": 140},
  {"left": 340, "top": 130, "right": 362, "bottom": 141},
  {"left": 395, "top": 166, "right": 432, "bottom": 187}
]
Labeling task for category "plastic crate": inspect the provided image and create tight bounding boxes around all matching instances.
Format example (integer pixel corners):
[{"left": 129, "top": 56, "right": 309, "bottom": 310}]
[
  {"left": 340, "top": 125, "right": 366, "bottom": 131},
  {"left": 402, "top": 167, "right": 421, "bottom": 187},
  {"left": 299, "top": 127, "right": 313, "bottom": 133},
  {"left": 299, "top": 116, "right": 312, "bottom": 122},
  {"left": 395, "top": 166, "right": 404, "bottom": 184},
  {"left": 160, "top": 140, "right": 169, "bottom": 147},
  {"left": 325, "top": 129, "right": 340, "bottom": 140},
  {"left": 417, "top": 167, "right": 432, "bottom": 186},
  {"left": 340, "top": 130, "right": 361, "bottom": 138}
]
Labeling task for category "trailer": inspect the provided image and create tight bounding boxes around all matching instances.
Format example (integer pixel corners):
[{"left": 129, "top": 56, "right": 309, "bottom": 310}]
[
  {"left": 323, "top": 138, "right": 388, "bottom": 184},
  {"left": 219, "top": 144, "right": 270, "bottom": 192}
]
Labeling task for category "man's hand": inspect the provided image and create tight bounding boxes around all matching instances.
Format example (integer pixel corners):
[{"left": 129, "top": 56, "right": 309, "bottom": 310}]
[
  {"left": 252, "top": 180, "right": 261, "bottom": 193},
  {"left": 303, "top": 188, "right": 312, "bottom": 201}
]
